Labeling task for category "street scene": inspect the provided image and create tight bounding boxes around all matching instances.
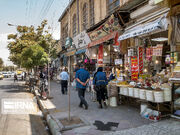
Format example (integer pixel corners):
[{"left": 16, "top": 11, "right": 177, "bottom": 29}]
[{"left": 0, "top": 0, "right": 180, "bottom": 135}]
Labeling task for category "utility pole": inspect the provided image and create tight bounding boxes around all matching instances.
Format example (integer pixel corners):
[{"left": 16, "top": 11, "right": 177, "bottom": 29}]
[{"left": 68, "top": 0, "right": 71, "bottom": 122}]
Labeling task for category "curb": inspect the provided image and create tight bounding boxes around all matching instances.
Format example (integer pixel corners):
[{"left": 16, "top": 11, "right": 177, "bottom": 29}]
[{"left": 34, "top": 89, "right": 62, "bottom": 135}]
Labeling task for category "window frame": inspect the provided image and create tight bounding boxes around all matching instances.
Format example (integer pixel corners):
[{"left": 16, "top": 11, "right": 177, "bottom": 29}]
[
  {"left": 107, "top": 0, "right": 120, "bottom": 15},
  {"left": 72, "top": 14, "right": 77, "bottom": 37},
  {"left": 82, "top": 2, "right": 88, "bottom": 31},
  {"left": 89, "top": 0, "right": 95, "bottom": 27}
]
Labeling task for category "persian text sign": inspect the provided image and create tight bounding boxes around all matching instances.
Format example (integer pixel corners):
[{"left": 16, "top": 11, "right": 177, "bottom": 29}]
[
  {"left": 73, "top": 31, "right": 91, "bottom": 49},
  {"left": 138, "top": 47, "right": 143, "bottom": 74},
  {"left": 88, "top": 15, "right": 120, "bottom": 41},
  {"left": 131, "top": 56, "right": 138, "bottom": 81}
]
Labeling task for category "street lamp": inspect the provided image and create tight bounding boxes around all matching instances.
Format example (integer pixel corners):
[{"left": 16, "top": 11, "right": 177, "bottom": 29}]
[{"left": 7, "top": 23, "right": 22, "bottom": 69}]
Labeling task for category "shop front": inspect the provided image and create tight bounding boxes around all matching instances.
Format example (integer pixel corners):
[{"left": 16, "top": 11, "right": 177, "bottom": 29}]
[
  {"left": 86, "top": 14, "right": 123, "bottom": 77},
  {"left": 107, "top": 8, "right": 177, "bottom": 121}
]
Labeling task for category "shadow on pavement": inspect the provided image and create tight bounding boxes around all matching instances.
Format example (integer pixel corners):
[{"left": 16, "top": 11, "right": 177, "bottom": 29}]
[{"left": 29, "top": 114, "right": 50, "bottom": 135}]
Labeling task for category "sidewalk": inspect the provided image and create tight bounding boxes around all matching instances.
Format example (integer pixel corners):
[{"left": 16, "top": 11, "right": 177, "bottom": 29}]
[{"left": 49, "top": 81, "right": 152, "bottom": 135}]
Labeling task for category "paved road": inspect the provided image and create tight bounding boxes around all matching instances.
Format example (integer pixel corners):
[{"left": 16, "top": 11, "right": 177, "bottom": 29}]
[{"left": 0, "top": 78, "right": 50, "bottom": 135}]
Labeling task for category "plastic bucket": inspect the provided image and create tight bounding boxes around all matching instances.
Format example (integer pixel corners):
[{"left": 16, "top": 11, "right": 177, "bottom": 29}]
[
  {"left": 109, "top": 97, "right": 117, "bottom": 107},
  {"left": 164, "top": 90, "right": 171, "bottom": 101},
  {"left": 120, "top": 87, "right": 124, "bottom": 95},
  {"left": 154, "top": 91, "right": 164, "bottom": 103},
  {"left": 123, "top": 87, "right": 128, "bottom": 96},
  {"left": 134, "top": 88, "right": 140, "bottom": 98},
  {"left": 146, "top": 90, "right": 154, "bottom": 102},
  {"left": 139, "top": 89, "right": 146, "bottom": 100},
  {"left": 128, "top": 87, "right": 134, "bottom": 97}
]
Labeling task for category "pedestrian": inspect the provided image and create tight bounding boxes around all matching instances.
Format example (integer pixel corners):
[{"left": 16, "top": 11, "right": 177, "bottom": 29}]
[
  {"left": 59, "top": 67, "right": 69, "bottom": 95},
  {"left": 109, "top": 69, "right": 116, "bottom": 81},
  {"left": 75, "top": 64, "right": 90, "bottom": 110},
  {"left": 14, "top": 73, "right": 18, "bottom": 82},
  {"left": 93, "top": 67, "right": 108, "bottom": 109}
]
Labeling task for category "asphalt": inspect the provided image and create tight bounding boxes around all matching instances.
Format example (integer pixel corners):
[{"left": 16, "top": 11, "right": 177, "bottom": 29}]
[{"left": 0, "top": 78, "right": 50, "bottom": 135}]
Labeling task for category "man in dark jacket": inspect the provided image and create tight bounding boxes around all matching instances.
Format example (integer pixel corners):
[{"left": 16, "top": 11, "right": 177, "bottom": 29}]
[
  {"left": 93, "top": 67, "right": 108, "bottom": 108},
  {"left": 75, "top": 64, "right": 90, "bottom": 110}
]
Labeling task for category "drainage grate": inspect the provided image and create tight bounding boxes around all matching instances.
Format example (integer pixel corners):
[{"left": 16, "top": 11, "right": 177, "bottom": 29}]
[{"left": 93, "top": 120, "right": 119, "bottom": 131}]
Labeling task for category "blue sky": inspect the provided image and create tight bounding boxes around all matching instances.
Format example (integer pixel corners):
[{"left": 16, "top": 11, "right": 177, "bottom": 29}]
[{"left": 0, "top": 0, "right": 69, "bottom": 65}]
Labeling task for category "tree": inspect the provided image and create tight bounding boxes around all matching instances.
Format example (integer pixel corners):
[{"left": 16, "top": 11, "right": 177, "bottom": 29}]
[
  {"left": 7, "top": 20, "right": 57, "bottom": 69},
  {"left": 0, "top": 58, "right": 4, "bottom": 71},
  {"left": 21, "top": 44, "right": 48, "bottom": 69}
]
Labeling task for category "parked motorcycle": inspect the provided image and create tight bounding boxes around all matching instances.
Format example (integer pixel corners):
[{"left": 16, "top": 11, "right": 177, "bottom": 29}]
[{"left": 39, "top": 79, "right": 49, "bottom": 100}]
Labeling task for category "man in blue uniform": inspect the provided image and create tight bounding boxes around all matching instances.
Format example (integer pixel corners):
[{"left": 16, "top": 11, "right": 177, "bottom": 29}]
[{"left": 75, "top": 64, "right": 90, "bottom": 110}]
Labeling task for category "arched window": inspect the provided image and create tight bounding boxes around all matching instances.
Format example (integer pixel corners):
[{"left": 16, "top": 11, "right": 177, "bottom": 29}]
[
  {"left": 72, "top": 14, "right": 77, "bottom": 37},
  {"left": 107, "top": 0, "right": 120, "bottom": 15},
  {"left": 82, "top": 3, "right": 88, "bottom": 30},
  {"left": 89, "top": 0, "right": 94, "bottom": 27}
]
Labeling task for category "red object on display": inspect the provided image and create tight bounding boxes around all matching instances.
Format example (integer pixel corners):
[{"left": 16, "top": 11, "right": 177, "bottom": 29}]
[
  {"left": 114, "top": 32, "right": 119, "bottom": 46},
  {"left": 138, "top": 47, "right": 143, "bottom": 74},
  {"left": 131, "top": 56, "right": 138, "bottom": 81},
  {"left": 98, "top": 45, "right": 103, "bottom": 64}
]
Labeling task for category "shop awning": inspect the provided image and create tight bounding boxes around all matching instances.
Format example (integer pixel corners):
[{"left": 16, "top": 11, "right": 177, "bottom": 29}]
[
  {"left": 118, "top": 15, "right": 168, "bottom": 41},
  {"left": 88, "top": 31, "right": 117, "bottom": 48},
  {"left": 75, "top": 49, "right": 86, "bottom": 55}
]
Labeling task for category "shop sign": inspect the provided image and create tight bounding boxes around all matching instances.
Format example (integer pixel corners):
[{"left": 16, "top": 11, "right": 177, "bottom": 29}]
[
  {"left": 88, "top": 32, "right": 117, "bottom": 48},
  {"left": 138, "top": 47, "right": 143, "bottom": 74},
  {"left": 73, "top": 31, "right": 91, "bottom": 49},
  {"left": 65, "top": 37, "right": 73, "bottom": 48},
  {"left": 118, "top": 19, "right": 164, "bottom": 41},
  {"left": 98, "top": 45, "right": 103, "bottom": 64},
  {"left": 131, "top": 56, "right": 138, "bottom": 81},
  {"left": 154, "top": 0, "right": 163, "bottom": 4},
  {"left": 153, "top": 44, "right": 163, "bottom": 56},
  {"left": 115, "top": 59, "right": 123, "bottom": 65},
  {"left": 128, "top": 49, "right": 134, "bottom": 56},
  {"left": 146, "top": 47, "right": 153, "bottom": 61},
  {"left": 171, "top": 52, "right": 178, "bottom": 64},
  {"left": 88, "top": 15, "right": 120, "bottom": 41}
]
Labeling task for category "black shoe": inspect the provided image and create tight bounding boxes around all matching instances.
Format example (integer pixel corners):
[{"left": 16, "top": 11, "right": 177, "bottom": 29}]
[
  {"left": 79, "top": 104, "right": 83, "bottom": 108},
  {"left": 85, "top": 105, "right": 88, "bottom": 110},
  {"left": 103, "top": 102, "right": 107, "bottom": 109},
  {"left": 98, "top": 104, "right": 103, "bottom": 109}
]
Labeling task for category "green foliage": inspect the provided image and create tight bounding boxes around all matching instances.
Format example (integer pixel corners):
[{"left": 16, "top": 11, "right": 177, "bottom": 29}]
[
  {"left": 7, "top": 20, "right": 57, "bottom": 69},
  {"left": 21, "top": 44, "right": 48, "bottom": 69},
  {"left": 0, "top": 58, "right": 3, "bottom": 68}
]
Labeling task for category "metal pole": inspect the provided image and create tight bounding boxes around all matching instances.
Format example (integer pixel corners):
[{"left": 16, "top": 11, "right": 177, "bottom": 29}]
[
  {"left": 48, "top": 57, "right": 50, "bottom": 97},
  {"left": 68, "top": 0, "right": 71, "bottom": 122}
]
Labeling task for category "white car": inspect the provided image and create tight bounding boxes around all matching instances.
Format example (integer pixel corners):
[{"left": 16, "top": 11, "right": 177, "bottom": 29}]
[{"left": 7, "top": 72, "right": 12, "bottom": 78}]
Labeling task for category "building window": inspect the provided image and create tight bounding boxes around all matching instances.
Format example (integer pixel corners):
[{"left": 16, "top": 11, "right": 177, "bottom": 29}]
[
  {"left": 72, "top": 14, "right": 77, "bottom": 37},
  {"left": 89, "top": 0, "right": 94, "bottom": 27},
  {"left": 82, "top": 3, "right": 88, "bottom": 30},
  {"left": 62, "top": 23, "right": 68, "bottom": 45},
  {"left": 107, "top": 0, "right": 120, "bottom": 14}
]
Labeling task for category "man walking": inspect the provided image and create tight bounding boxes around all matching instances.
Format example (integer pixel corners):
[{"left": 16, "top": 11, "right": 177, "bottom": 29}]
[
  {"left": 60, "top": 67, "right": 69, "bottom": 94},
  {"left": 75, "top": 64, "right": 90, "bottom": 110}
]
